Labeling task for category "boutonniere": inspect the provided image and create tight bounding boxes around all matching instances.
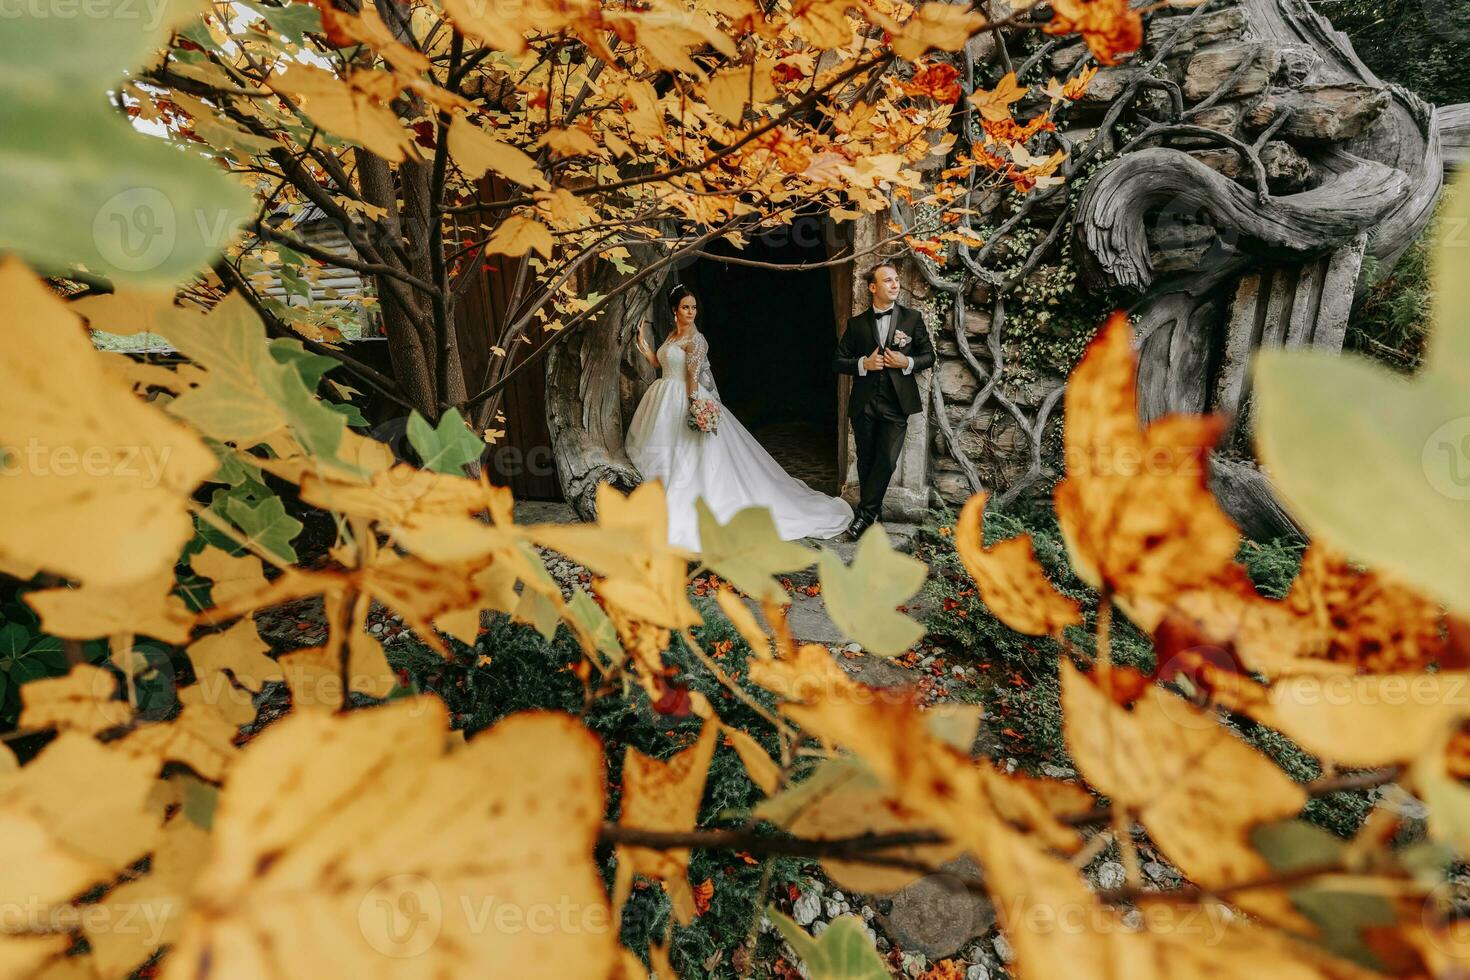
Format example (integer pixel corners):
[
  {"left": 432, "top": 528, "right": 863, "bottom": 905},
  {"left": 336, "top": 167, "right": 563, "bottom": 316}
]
[{"left": 893, "top": 329, "right": 911, "bottom": 346}]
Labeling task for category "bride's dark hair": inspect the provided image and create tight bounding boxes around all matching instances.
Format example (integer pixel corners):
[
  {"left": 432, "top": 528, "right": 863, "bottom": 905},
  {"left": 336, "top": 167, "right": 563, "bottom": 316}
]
[{"left": 667, "top": 282, "right": 697, "bottom": 313}]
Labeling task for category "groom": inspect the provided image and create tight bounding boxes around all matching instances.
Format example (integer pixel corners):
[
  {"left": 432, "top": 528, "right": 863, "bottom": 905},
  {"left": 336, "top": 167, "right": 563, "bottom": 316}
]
[{"left": 833, "top": 261, "right": 935, "bottom": 541}]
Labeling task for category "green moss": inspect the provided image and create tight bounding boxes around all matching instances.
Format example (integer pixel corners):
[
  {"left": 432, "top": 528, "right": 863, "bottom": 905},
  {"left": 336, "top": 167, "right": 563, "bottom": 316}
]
[{"left": 1346, "top": 229, "right": 1432, "bottom": 374}]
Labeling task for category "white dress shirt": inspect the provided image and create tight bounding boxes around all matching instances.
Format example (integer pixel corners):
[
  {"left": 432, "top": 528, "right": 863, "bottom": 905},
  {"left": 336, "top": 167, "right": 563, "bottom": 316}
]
[{"left": 857, "top": 304, "right": 914, "bottom": 377}]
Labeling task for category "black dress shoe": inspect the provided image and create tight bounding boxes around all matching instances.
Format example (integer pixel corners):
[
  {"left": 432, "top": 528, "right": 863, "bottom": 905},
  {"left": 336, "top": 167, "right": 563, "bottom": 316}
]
[{"left": 841, "top": 518, "right": 871, "bottom": 542}]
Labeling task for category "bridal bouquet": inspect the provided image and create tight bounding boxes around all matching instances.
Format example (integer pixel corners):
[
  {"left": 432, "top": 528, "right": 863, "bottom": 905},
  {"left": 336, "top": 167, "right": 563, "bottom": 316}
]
[{"left": 686, "top": 397, "right": 721, "bottom": 435}]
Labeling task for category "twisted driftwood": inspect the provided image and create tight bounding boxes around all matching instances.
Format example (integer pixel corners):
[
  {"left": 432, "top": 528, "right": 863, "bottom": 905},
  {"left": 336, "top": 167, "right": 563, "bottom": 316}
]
[{"left": 1065, "top": 0, "right": 1447, "bottom": 537}]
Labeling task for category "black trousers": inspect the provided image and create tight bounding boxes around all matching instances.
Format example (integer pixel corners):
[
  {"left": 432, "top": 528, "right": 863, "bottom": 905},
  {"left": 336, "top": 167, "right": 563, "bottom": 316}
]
[{"left": 850, "top": 392, "right": 909, "bottom": 524}]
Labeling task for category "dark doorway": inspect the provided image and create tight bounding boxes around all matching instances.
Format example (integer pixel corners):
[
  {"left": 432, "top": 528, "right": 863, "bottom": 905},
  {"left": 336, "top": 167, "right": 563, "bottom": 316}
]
[{"left": 683, "top": 214, "right": 841, "bottom": 494}]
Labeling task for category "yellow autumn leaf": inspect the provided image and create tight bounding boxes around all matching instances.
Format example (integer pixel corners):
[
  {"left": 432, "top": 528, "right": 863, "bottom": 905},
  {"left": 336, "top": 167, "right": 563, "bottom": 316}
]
[
  {"left": 0, "top": 733, "right": 163, "bottom": 906},
  {"left": 0, "top": 935, "right": 70, "bottom": 979},
  {"left": 116, "top": 704, "right": 240, "bottom": 782},
  {"left": 775, "top": 756, "right": 961, "bottom": 895},
  {"left": 971, "top": 817, "right": 1378, "bottom": 980},
  {"left": 484, "top": 214, "right": 555, "bottom": 258},
  {"left": 26, "top": 567, "right": 194, "bottom": 644},
  {"left": 704, "top": 63, "right": 778, "bottom": 124},
  {"left": 955, "top": 492, "right": 1081, "bottom": 637},
  {"left": 298, "top": 463, "right": 513, "bottom": 531},
  {"left": 893, "top": 2, "right": 988, "bottom": 60},
  {"left": 184, "top": 618, "right": 281, "bottom": 726},
  {"left": 968, "top": 71, "right": 1027, "bottom": 123},
  {"left": 18, "top": 664, "right": 131, "bottom": 736},
  {"left": 792, "top": 0, "right": 854, "bottom": 48},
  {"left": 441, "top": 0, "right": 574, "bottom": 54},
  {"left": 0, "top": 258, "right": 216, "bottom": 587},
  {"left": 535, "top": 188, "right": 597, "bottom": 230},
  {"left": 269, "top": 65, "right": 418, "bottom": 163},
  {"left": 612, "top": 718, "right": 719, "bottom": 926},
  {"left": 162, "top": 701, "right": 615, "bottom": 978},
  {"left": 1060, "top": 661, "right": 1312, "bottom": 931},
  {"left": 1246, "top": 673, "right": 1470, "bottom": 767},
  {"left": 85, "top": 816, "right": 210, "bottom": 980},
  {"left": 534, "top": 126, "right": 600, "bottom": 158},
  {"left": 447, "top": 116, "right": 549, "bottom": 189},
  {"left": 188, "top": 547, "right": 270, "bottom": 616},
  {"left": 69, "top": 288, "right": 205, "bottom": 338}
]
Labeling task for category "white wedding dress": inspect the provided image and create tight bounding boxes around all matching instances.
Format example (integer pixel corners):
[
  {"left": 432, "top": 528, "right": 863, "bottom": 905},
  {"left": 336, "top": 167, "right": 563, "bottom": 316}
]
[{"left": 626, "top": 330, "right": 853, "bottom": 552}]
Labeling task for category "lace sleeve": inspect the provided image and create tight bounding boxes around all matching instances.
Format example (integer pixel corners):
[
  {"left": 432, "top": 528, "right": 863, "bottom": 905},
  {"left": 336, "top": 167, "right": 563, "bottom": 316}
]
[{"left": 687, "top": 333, "right": 719, "bottom": 400}]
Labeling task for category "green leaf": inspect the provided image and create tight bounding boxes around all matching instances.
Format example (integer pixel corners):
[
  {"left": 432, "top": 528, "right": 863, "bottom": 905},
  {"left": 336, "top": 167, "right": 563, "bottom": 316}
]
[
  {"left": 160, "top": 295, "right": 363, "bottom": 477},
  {"left": 208, "top": 438, "right": 266, "bottom": 488},
  {"left": 514, "top": 589, "right": 560, "bottom": 642},
  {"left": 181, "top": 774, "right": 220, "bottom": 830},
  {"left": 566, "top": 588, "right": 624, "bottom": 666},
  {"left": 0, "top": 624, "right": 30, "bottom": 659},
  {"left": 817, "top": 527, "right": 926, "bottom": 657},
  {"left": 1289, "top": 886, "right": 1396, "bottom": 971},
  {"left": 324, "top": 399, "right": 370, "bottom": 429},
  {"left": 1429, "top": 176, "right": 1470, "bottom": 390},
  {"left": 1254, "top": 328, "right": 1470, "bottom": 614},
  {"left": 1250, "top": 819, "right": 1345, "bottom": 872},
  {"left": 1253, "top": 173, "right": 1470, "bottom": 614},
  {"left": 754, "top": 757, "right": 876, "bottom": 825},
  {"left": 269, "top": 339, "right": 341, "bottom": 392},
  {"left": 0, "top": 0, "right": 251, "bottom": 283},
  {"left": 224, "top": 494, "right": 303, "bottom": 565},
  {"left": 695, "top": 502, "right": 815, "bottom": 600},
  {"left": 767, "top": 909, "right": 889, "bottom": 980},
  {"left": 239, "top": 0, "right": 323, "bottom": 44},
  {"left": 26, "top": 638, "right": 68, "bottom": 675},
  {"left": 408, "top": 408, "right": 484, "bottom": 475}
]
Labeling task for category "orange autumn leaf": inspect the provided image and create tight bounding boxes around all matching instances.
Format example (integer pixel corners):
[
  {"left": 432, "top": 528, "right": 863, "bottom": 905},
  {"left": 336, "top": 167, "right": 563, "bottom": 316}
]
[
  {"left": 749, "top": 644, "right": 1080, "bottom": 861},
  {"left": 1060, "top": 661, "right": 1314, "bottom": 932},
  {"left": 1054, "top": 313, "right": 1241, "bottom": 630},
  {"left": 967, "top": 71, "right": 1027, "bottom": 123},
  {"left": 1050, "top": 65, "right": 1099, "bottom": 102},
  {"left": 899, "top": 63, "right": 963, "bottom": 103},
  {"left": 692, "top": 877, "right": 714, "bottom": 916},
  {"left": 1284, "top": 544, "right": 1446, "bottom": 674},
  {"left": 1044, "top": 0, "right": 1143, "bottom": 66},
  {"left": 955, "top": 493, "right": 1081, "bottom": 637}
]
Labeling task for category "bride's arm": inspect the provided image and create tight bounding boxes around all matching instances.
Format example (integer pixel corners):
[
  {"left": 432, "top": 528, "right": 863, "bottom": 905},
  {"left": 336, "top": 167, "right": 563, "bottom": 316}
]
[
  {"left": 685, "top": 335, "right": 702, "bottom": 399},
  {"left": 634, "top": 322, "right": 659, "bottom": 369}
]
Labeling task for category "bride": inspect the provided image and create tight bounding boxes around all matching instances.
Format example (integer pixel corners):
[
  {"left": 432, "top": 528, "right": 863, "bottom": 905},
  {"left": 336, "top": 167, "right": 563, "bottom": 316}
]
[{"left": 626, "top": 284, "right": 853, "bottom": 552}]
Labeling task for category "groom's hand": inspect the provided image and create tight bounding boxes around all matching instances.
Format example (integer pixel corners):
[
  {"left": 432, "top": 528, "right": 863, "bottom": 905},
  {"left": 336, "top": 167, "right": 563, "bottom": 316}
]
[
  {"left": 862, "top": 348, "right": 884, "bottom": 371},
  {"left": 882, "top": 349, "right": 909, "bottom": 370}
]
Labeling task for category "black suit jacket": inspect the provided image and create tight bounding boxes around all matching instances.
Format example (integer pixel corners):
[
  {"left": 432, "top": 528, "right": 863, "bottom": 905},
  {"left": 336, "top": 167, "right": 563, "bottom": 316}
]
[{"left": 833, "top": 303, "right": 935, "bottom": 418}]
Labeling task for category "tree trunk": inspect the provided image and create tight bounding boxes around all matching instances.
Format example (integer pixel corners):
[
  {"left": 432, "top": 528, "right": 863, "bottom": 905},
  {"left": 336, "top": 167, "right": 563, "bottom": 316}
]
[{"left": 545, "top": 251, "right": 666, "bottom": 518}]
